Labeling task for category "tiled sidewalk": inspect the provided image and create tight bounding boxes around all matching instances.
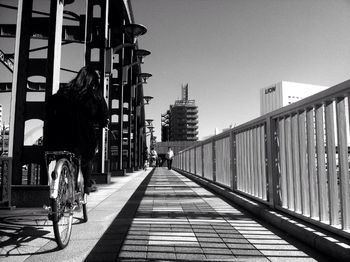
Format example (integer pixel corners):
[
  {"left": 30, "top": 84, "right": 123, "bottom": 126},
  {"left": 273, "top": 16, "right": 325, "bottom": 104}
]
[
  {"left": 117, "top": 167, "right": 329, "bottom": 261},
  {"left": 0, "top": 169, "right": 151, "bottom": 262}
]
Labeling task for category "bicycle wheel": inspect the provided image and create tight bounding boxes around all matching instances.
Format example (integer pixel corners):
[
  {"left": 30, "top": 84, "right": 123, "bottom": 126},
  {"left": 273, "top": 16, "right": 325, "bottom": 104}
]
[
  {"left": 82, "top": 193, "right": 88, "bottom": 222},
  {"left": 51, "top": 160, "right": 74, "bottom": 249}
]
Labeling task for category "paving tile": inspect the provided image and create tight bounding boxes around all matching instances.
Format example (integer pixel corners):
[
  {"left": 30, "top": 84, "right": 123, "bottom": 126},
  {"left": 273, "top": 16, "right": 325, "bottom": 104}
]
[
  {"left": 253, "top": 244, "right": 298, "bottom": 250},
  {"left": 148, "top": 240, "right": 200, "bottom": 246},
  {"left": 236, "top": 256, "right": 270, "bottom": 261},
  {"left": 120, "top": 244, "right": 147, "bottom": 252},
  {"left": 147, "top": 245, "right": 175, "bottom": 252},
  {"left": 127, "top": 230, "right": 150, "bottom": 236},
  {"left": 226, "top": 243, "right": 256, "bottom": 249},
  {"left": 241, "top": 234, "right": 281, "bottom": 239},
  {"left": 197, "top": 237, "right": 224, "bottom": 243},
  {"left": 260, "top": 250, "right": 310, "bottom": 257},
  {"left": 215, "top": 229, "right": 240, "bottom": 233},
  {"left": 202, "top": 247, "right": 233, "bottom": 255},
  {"left": 192, "top": 228, "right": 217, "bottom": 233},
  {"left": 222, "top": 237, "right": 250, "bottom": 244},
  {"left": 171, "top": 224, "right": 192, "bottom": 228},
  {"left": 231, "top": 248, "right": 264, "bottom": 256},
  {"left": 150, "top": 227, "right": 171, "bottom": 232},
  {"left": 248, "top": 239, "right": 289, "bottom": 244},
  {"left": 176, "top": 253, "right": 206, "bottom": 260},
  {"left": 205, "top": 254, "right": 236, "bottom": 260},
  {"left": 174, "top": 246, "right": 204, "bottom": 253},
  {"left": 129, "top": 225, "right": 151, "bottom": 229},
  {"left": 267, "top": 257, "right": 317, "bottom": 262},
  {"left": 222, "top": 235, "right": 248, "bottom": 240},
  {"left": 200, "top": 242, "right": 227, "bottom": 248},
  {"left": 124, "top": 234, "right": 149, "bottom": 240},
  {"left": 122, "top": 239, "right": 148, "bottom": 246},
  {"left": 151, "top": 224, "right": 172, "bottom": 228},
  {"left": 118, "top": 251, "right": 147, "bottom": 259},
  {"left": 146, "top": 251, "right": 176, "bottom": 260},
  {"left": 170, "top": 227, "right": 194, "bottom": 232},
  {"left": 195, "top": 232, "right": 220, "bottom": 237}
]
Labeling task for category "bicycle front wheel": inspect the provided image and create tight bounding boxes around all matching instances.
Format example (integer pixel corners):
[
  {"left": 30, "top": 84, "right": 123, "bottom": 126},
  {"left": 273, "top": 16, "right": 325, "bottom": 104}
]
[{"left": 51, "top": 160, "right": 74, "bottom": 249}]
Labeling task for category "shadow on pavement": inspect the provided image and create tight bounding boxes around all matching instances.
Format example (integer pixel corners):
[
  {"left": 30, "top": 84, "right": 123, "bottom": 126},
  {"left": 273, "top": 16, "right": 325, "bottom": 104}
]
[
  {"left": 84, "top": 168, "right": 155, "bottom": 262},
  {"left": 0, "top": 214, "right": 59, "bottom": 257}
]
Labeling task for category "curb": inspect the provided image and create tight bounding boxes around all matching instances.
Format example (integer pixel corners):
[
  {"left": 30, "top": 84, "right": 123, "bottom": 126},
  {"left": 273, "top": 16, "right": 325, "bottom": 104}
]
[{"left": 175, "top": 169, "right": 350, "bottom": 262}]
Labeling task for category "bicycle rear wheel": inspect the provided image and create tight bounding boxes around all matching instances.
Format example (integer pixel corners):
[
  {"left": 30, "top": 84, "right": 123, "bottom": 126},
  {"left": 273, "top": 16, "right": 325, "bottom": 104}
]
[{"left": 51, "top": 160, "right": 74, "bottom": 249}]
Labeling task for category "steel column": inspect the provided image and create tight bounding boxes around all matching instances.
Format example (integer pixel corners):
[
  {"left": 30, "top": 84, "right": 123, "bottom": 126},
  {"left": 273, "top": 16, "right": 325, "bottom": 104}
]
[
  {"left": 85, "top": 0, "right": 110, "bottom": 174},
  {"left": 8, "top": 0, "right": 33, "bottom": 184}
]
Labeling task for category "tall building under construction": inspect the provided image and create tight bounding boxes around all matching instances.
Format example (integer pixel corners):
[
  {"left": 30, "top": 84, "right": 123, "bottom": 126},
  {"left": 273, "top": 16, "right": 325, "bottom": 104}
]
[{"left": 161, "top": 84, "right": 198, "bottom": 141}]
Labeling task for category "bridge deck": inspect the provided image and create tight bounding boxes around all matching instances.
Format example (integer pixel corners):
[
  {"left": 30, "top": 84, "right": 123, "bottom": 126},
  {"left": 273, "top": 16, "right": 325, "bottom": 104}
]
[
  {"left": 0, "top": 168, "right": 332, "bottom": 261},
  {"left": 89, "top": 167, "right": 328, "bottom": 261}
]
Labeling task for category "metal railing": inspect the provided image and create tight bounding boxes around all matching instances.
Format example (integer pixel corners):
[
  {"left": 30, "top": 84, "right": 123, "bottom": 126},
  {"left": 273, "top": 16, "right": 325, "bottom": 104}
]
[{"left": 174, "top": 79, "right": 350, "bottom": 240}]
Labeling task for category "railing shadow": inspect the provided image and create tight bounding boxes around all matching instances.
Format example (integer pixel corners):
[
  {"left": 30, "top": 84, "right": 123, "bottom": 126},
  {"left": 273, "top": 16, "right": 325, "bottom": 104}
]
[
  {"left": 86, "top": 167, "right": 333, "bottom": 261},
  {"left": 84, "top": 168, "right": 155, "bottom": 262},
  {"left": 180, "top": 173, "right": 335, "bottom": 262}
]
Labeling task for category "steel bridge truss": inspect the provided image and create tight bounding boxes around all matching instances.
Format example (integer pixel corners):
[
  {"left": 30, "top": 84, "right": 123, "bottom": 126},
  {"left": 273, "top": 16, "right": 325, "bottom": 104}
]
[{"left": 0, "top": 0, "right": 149, "bottom": 207}]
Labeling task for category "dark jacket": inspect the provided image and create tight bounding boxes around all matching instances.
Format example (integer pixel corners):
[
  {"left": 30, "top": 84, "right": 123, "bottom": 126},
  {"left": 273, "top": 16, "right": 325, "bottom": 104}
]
[{"left": 45, "top": 88, "right": 108, "bottom": 162}]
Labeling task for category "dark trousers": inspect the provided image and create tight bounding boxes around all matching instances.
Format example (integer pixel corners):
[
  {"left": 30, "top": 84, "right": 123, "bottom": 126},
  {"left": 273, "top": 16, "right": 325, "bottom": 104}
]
[
  {"left": 167, "top": 159, "right": 173, "bottom": 170},
  {"left": 81, "top": 159, "right": 92, "bottom": 192}
]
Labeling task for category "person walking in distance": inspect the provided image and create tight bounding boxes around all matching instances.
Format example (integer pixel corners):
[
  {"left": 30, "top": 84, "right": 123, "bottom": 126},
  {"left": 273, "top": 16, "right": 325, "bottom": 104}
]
[
  {"left": 166, "top": 147, "right": 174, "bottom": 170},
  {"left": 150, "top": 147, "right": 158, "bottom": 167},
  {"left": 45, "top": 66, "right": 109, "bottom": 194}
]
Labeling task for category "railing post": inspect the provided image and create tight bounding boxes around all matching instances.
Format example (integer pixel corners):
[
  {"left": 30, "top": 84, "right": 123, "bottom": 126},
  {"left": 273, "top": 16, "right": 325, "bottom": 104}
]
[
  {"left": 230, "top": 130, "right": 236, "bottom": 190},
  {"left": 212, "top": 138, "right": 216, "bottom": 182},
  {"left": 201, "top": 144, "right": 204, "bottom": 178},
  {"left": 266, "top": 117, "right": 279, "bottom": 208},
  {"left": 188, "top": 149, "right": 191, "bottom": 173},
  {"left": 194, "top": 147, "right": 196, "bottom": 175}
]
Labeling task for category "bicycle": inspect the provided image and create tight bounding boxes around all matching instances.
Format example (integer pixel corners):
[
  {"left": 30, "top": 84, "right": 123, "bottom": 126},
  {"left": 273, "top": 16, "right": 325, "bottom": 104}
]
[{"left": 44, "top": 151, "right": 88, "bottom": 249}]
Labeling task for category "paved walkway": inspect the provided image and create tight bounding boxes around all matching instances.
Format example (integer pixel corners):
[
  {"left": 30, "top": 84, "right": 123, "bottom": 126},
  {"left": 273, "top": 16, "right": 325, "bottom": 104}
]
[
  {"left": 0, "top": 169, "right": 151, "bottom": 262},
  {"left": 0, "top": 167, "right": 332, "bottom": 261},
  {"left": 110, "top": 168, "right": 328, "bottom": 261}
]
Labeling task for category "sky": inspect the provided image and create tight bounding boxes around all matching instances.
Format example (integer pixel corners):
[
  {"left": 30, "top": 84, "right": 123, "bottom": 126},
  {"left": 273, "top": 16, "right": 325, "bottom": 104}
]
[
  {"left": 1, "top": 0, "right": 350, "bottom": 141},
  {"left": 131, "top": 0, "right": 350, "bottom": 140}
]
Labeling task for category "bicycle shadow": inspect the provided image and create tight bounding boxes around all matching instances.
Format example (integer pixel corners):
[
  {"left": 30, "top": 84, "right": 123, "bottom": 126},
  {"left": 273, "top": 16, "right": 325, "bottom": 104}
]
[{"left": 0, "top": 214, "right": 60, "bottom": 257}]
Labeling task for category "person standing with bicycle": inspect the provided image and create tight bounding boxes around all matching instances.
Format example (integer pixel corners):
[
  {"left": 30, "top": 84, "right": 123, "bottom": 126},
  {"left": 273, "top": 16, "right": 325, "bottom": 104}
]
[{"left": 45, "top": 66, "right": 109, "bottom": 194}]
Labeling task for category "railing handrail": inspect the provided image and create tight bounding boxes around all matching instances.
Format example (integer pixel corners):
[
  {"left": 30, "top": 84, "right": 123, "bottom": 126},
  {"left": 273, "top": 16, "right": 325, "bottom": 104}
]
[{"left": 179, "top": 79, "right": 350, "bottom": 154}]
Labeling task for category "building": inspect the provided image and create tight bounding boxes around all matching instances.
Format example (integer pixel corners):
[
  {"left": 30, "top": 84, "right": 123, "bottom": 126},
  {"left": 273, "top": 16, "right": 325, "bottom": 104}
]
[
  {"left": 260, "top": 81, "right": 329, "bottom": 115},
  {"left": 161, "top": 84, "right": 199, "bottom": 141},
  {"left": 161, "top": 109, "right": 170, "bottom": 142}
]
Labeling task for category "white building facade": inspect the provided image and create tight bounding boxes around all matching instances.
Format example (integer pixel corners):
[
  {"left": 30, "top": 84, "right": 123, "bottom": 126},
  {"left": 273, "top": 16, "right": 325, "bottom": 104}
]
[{"left": 260, "top": 81, "right": 329, "bottom": 115}]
